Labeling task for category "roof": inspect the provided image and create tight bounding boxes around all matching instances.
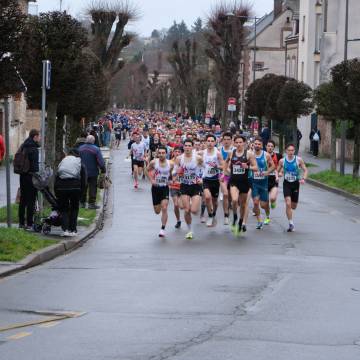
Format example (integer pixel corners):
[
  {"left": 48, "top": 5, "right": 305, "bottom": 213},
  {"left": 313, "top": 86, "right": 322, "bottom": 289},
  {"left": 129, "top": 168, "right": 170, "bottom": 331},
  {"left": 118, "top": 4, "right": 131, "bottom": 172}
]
[{"left": 247, "top": 11, "right": 275, "bottom": 44}]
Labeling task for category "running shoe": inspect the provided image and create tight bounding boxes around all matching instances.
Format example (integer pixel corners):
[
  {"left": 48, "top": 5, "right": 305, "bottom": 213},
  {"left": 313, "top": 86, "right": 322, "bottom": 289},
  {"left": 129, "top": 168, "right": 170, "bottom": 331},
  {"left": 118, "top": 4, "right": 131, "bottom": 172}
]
[
  {"left": 185, "top": 231, "right": 193, "bottom": 240},
  {"left": 231, "top": 224, "right": 237, "bottom": 235},
  {"left": 242, "top": 224, "right": 247, "bottom": 233},
  {"left": 212, "top": 217, "right": 217, "bottom": 227},
  {"left": 264, "top": 217, "right": 271, "bottom": 225},
  {"left": 224, "top": 217, "right": 229, "bottom": 225},
  {"left": 61, "top": 230, "right": 71, "bottom": 237},
  {"left": 252, "top": 211, "right": 256, "bottom": 216},
  {"left": 256, "top": 222, "right": 263, "bottom": 230},
  {"left": 159, "top": 229, "right": 165, "bottom": 238},
  {"left": 206, "top": 217, "right": 213, "bottom": 227},
  {"left": 287, "top": 224, "right": 295, "bottom": 232},
  {"left": 134, "top": 181, "right": 138, "bottom": 189},
  {"left": 200, "top": 216, "right": 206, "bottom": 223},
  {"left": 175, "top": 221, "right": 181, "bottom": 229},
  {"left": 271, "top": 202, "right": 276, "bottom": 209}
]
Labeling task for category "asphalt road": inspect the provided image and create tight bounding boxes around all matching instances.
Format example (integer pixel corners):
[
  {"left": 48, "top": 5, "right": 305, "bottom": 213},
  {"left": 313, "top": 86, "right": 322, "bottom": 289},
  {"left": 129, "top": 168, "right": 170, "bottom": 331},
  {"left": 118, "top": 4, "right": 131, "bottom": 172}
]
[{"left": 1, "top": 144, "right": 360, "bottom": 360}]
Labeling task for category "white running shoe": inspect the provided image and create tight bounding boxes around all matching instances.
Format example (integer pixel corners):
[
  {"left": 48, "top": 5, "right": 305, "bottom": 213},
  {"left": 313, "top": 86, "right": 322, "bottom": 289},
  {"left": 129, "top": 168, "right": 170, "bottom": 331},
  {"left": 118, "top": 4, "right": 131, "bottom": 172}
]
[
  {"left": 206, "top": 217, "right": 213, "bottom": 227},
  {"left": 159, "top": 229, "right": 165, "bottom": 238},
  {"left": 61, "top": 230, "right": 71, "bottom": 237},
  {"left": 185, "top": 231, "right": 193, "bottom": 240},
  {"left": 212, "top": 217, "right": 217, "bottom": 227},
  {"left": 200, "top": 216, "right": 206, "bottom": 223},
  {"left": 224, "top": 217, "right": 229, "bottom": 225}
]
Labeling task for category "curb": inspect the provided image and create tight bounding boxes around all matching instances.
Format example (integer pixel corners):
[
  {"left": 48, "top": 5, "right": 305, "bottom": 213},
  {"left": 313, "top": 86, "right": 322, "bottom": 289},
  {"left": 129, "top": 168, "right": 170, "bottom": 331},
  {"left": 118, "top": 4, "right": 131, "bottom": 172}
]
[
  {"left": 0, "top": 154, "right": 112, "bottom": 279},
  {"left": 307, "top": 178, "right": 360, "bottom": 205}
]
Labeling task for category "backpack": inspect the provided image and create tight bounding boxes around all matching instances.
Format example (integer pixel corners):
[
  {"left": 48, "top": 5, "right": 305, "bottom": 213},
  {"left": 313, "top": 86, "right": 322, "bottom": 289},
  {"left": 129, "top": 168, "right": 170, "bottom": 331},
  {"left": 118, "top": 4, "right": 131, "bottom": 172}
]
[
  {"left": 13, "top": 146, "right": 30, "bottom": 174},
  {"left": 313, "top": 132, "right": 320, "bottom": 141}
]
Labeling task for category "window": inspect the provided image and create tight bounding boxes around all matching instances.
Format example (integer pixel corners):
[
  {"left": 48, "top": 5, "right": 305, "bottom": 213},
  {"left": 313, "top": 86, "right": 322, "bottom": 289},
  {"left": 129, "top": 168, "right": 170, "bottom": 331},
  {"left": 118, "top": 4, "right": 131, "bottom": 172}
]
[
  {"left": 323, "top": 0, "right": 328, "bottom": 32},
  {"left": 301, "top": 61, "right": 304, "bottom": 81},
  {"left": 315, "top": 14, "right": 322, "bottom": 53},
  {"left": 292, "top": 56, "right": 297, "bottom": 79},
  {"left": 302, "top": 16, "right": 306, "bottom": 41}
]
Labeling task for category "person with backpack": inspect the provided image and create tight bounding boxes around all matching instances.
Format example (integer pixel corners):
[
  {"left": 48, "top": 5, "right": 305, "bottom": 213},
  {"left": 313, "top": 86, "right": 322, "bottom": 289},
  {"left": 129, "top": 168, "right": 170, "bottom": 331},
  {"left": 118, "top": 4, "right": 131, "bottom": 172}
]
[
  {"left": 15, "top": 129, "right": 40, "bottom": 230},
  {"left": 310, "top": 127, "right": 321, "bottom": 157},
  {"left": 55, "top": 148, "right": 87, "bottom": 237}
]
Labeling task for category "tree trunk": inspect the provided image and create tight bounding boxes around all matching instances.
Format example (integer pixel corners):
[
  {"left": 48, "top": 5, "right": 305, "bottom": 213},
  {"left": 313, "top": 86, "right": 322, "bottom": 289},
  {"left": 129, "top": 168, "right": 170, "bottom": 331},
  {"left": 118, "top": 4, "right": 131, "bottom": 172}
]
[
  {"left": 353, "top": 121, "right": 360, "bottom": 179},
  {"left": 45, "top": 101, "right": 58, "bottom": 169},
  {"left": 330, "top": 119, "right": 337, "bottom": 172},
  {"left": 55, "top": 113, "right": 65, "bottom": 167},
  {"left": 279, "top": 126, "right": 284, "bottom": 154}
]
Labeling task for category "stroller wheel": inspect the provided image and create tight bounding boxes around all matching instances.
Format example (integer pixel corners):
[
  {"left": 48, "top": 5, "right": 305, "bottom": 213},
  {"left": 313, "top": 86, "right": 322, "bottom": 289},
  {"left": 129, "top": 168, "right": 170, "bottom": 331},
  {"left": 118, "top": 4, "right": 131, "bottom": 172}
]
[
  {"left": 42, "top": 225, "right": 51, "bottom": 235},
  {"left": 33, "top": 224, "right": 42, "bottom": 233}
]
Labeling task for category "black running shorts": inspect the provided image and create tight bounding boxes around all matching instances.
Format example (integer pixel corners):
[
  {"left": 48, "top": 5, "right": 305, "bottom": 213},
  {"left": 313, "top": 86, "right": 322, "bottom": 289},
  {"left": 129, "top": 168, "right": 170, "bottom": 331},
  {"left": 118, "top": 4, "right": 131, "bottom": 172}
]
[
  {"left": 203, "top": 179, "right": 220, "bottom": 198},
  {"left": 180, "top": 183, "right": 202, "bottom": 197},
  {"left": 283, "top": 180, "right": 300, "bottom": 203},
  {"left": 133, "top": 160, "right": 144, "bottom": 168},
  {"left": 268, "top": 176, "right": 278, "bottom": 192},
  {"left": 229, "top": 178, "right": 250, "bottom": 194},
  {"left": 151, "top": 186, "right": 169, "bottom": 206}
]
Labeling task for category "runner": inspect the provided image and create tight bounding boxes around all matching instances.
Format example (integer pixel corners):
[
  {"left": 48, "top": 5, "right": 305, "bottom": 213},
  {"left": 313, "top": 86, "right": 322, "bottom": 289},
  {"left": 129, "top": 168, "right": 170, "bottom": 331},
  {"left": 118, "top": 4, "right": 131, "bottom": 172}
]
[
  {"left": 129, "top": 132, "right": 148, "bottom": 189},
  {"left": 219, "top": 132, "right": 233, "bottom": 225},
  {"left": 251, "top": 137, "right": 275, "bottom": 229},
  {"left": 225, "top": 135, "right": 257, "bottom": 236},
  {"left": 277, "top": 143, "right": 308, "bottom": 232},
  {"left": 147, "top": 146, "right": 173, "bottom": 237},
  {"left": 266, "top": 140, "right": 282, "bottom": 210},
  {"left": 175, "top": 139, "right": 203, "bottom": 239},
  {"left": 199, "top": 134, "right": 224, "bottom": 227},
  {"left": 169, "top": 146, "right": 183, "bottom": 229}
]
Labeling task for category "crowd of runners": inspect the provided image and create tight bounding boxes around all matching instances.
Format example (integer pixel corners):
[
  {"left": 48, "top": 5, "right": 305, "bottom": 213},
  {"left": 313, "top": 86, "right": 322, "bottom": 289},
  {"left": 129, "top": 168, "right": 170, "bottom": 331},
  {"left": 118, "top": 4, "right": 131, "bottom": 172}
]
[{"left": 109, "top": 110, "right": 308, "bottom": 239}]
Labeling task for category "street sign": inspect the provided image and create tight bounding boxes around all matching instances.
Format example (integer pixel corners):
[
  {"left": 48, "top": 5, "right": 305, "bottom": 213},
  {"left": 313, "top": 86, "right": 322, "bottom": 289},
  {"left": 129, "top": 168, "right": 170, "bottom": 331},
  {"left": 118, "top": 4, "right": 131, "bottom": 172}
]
[
  {"left": 228, "top": 97, "right": 236, "bottom": 105},
  {"left": 228, "top": 104, "right": 236, "bottom": 112}
]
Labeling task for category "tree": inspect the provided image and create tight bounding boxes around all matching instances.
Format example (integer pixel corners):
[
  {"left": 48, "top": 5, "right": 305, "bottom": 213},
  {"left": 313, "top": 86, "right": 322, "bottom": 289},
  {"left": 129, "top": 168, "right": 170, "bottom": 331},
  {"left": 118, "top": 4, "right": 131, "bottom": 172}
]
[
  {"left": 16, "top": 12, "right": 88, "bottom": 167},
  {"left": 88, "top": 0, "right": 138, "bottom": 77},
  {"left": 313, "top": 82, "right": 340, "bottom": 171},
  {"left": 205, "top": 2, "right": 250, "bottom": 127},
  {"left": 331, "top": 59, "right": 360, "bottom": 178},
  {"left": 277, "top": 79, "right": 313, "bottom": 151},
  {"left": 192, "top": 17, "right": 203, "bottom": 33},
  {"left": 165, "top": 20, "right": 190, "bottom": 45},
  {"left": 0, "top": 0, "right": 26, "bottom": 97},
  {"left": 151, "top": 29, "right": 160, "bottom": 39}
]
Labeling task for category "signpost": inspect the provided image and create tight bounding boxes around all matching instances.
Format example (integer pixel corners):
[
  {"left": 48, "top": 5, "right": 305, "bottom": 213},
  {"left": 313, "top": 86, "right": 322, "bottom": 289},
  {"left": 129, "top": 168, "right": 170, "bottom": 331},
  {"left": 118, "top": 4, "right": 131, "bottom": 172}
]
[{"left": 227, "top": 97, "right": 236, "bottom": 112}]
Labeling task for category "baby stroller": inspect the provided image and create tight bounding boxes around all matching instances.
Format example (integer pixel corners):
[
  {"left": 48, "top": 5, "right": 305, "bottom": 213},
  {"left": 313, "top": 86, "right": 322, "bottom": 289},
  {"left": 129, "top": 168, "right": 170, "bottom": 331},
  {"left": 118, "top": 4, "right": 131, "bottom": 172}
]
[{"left": 32, "top": 169, "right": 62, "bottom": 235}]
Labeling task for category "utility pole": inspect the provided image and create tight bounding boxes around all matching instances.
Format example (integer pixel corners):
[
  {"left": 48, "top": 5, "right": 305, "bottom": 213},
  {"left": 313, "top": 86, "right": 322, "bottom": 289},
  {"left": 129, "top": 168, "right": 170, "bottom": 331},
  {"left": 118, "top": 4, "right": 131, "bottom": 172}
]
[
  {"left": 60, "top": 0, "right": 63, "bottom": 11},
  {"left": 4, "top": 96, "right": 12, "bottom": 228},
  {"left": 253, "top": 17, "right": 257, "bottom": 82},
  {"left": 340, "top": 0, "right": 349, "bottom": 175}
]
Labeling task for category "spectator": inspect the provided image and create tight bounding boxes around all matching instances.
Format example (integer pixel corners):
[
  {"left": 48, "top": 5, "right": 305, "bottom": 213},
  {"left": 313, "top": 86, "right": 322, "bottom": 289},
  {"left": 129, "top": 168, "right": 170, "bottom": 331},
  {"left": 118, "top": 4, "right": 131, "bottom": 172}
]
[
  {"left": 90, "top": 127, "right": 100, "bottom": 147},
  {"left": 260, "top": 123, "right": 271, "bottom": 149},
  {"left": 310, "top": 127, "right": 321, "bottom": 157},
  {"left": 79, "top": 135, "right": 106, "bottom": 209},
  {"left": 74, "top": 131, "right": 88, "bottom": 149},
  {"left": 0, "top": 134, "right": 5, "bottom": 163},
  {"left": 18, "top": 129, "right": 40, "bottom": 230},
  {"left": 102, "top": 117, "right": 112, "bottom": 147},
  {"left": 55, "top": 148, "right": 87, "bottom": 237},
  {"left": 297, "top": 128, "right": 303, "bottom": 152}
]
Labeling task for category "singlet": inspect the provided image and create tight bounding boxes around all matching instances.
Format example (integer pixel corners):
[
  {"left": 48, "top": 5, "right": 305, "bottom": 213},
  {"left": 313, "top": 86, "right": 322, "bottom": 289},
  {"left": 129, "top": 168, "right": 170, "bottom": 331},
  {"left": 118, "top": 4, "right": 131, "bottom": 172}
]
[
  {"left": 253, "top": 150, "right": 268, "bottom": 181},
  {"left": 284, "top": 156, "right": 300, "bottom": 183},
  {"left": 131, "top": 142, "right": 147, "bottom": 161},
  {"left": 180, "top": 153, "right": 199, "bottom": 185},
  {"left": 203, "top": 148, "right": 220, "bottom": 180},
  {"left": 269, "top": 152, "right": 281, "bottom": 177},
  {"left": 153, "top": 159, "right": 171, "bottom": 187},
  {"left": 169, "top": 159, "right": 181, "bottom": 190},
  {"left": 220, "top": 146, "right": 233, "bottom": 161},
  {"left": 230, "top": 149, "right": 249, "bottom": 181}
]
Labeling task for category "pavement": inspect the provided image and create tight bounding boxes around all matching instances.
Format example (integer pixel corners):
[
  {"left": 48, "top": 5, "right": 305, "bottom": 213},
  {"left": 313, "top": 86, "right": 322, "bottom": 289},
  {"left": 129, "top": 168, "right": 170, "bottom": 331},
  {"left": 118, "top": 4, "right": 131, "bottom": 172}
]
[
  {"left": 0, "top": 143, "right": 359, "bottom": 360},
  {"left": 0, "top": 163, "right": 18, "bottom": 207}
]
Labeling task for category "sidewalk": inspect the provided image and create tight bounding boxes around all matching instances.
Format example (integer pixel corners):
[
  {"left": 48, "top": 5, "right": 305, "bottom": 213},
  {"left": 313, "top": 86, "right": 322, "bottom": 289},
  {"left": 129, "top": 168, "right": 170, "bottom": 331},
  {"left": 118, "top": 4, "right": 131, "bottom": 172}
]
[{"left": 300, "top": 152, "right": 353, "bottom": 175}]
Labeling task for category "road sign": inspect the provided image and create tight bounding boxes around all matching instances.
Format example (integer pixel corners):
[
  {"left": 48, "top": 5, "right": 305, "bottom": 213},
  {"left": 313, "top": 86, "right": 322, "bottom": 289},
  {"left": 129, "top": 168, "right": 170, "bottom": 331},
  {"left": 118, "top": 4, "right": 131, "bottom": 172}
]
[
  {"left": 45, "top": 60, "right": 51, "bottom": 90},
  {"left": 228, "top": 104, "right": 236, "bottom": 112},
  {"left": 228, "top": 97, "right": 236, "bottom": 105}
]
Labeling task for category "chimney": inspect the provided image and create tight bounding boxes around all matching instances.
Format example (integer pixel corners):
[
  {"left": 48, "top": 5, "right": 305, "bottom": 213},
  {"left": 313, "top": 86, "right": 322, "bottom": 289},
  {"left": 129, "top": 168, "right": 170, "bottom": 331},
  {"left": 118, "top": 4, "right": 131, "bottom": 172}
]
[{"left": 274, "top": 0, "right": 283, "bottom": 18}]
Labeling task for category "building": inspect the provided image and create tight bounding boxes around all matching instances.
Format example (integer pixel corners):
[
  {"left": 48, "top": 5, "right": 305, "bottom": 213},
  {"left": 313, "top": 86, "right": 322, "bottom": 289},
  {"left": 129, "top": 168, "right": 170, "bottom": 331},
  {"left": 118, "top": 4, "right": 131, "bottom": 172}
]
[{"left": 296, "top": 0, "right": 360, "bottom": 155}]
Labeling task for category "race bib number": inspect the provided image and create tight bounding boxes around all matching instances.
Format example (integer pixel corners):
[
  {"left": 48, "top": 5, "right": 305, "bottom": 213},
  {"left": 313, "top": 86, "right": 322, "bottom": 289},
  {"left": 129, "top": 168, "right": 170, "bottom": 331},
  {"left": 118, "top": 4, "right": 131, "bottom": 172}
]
[
  {"left": 156, "top": 176, "right": 168, "bottom": 186},
  {"left": 285, "top": 172, "right": 297, "bottom": 182},
  {"left": 206, "top": 168, "right": 218, "bottom": 177},
  {"left": 183, "top": 174, "right": 196, "bottom": 184},
  {"left": 269, "top": 170, "right": 276, "bottom": 176},
  {"left": 233, "top": 165, "right": 245, "bottom": 175},
  {"left": 253, "top": 171, "right": 265, "bottom": 180}
]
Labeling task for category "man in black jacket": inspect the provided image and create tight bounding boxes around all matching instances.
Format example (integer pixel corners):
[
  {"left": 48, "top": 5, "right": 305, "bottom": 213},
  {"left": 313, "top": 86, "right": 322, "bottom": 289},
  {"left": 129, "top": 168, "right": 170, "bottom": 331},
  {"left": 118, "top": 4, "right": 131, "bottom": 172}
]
[{"left": 18, "top": 129, "right": 40, "bottom": 230}]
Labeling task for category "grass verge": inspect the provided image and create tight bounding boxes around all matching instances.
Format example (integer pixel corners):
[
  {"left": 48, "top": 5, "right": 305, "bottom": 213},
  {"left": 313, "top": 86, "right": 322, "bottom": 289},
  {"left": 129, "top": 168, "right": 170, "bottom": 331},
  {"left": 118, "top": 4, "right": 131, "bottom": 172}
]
[
  {"left": 0, "top": 204, "right": 96, "bottom": 227},
  {"left": 309, "top": 170, "right": 360, "bottom": 195},
  {"left": 305, "top": 162, "right": 319, "bottom": 168},
  {"left": 0, "top": 228, "right": 56, "bottom": 262}
]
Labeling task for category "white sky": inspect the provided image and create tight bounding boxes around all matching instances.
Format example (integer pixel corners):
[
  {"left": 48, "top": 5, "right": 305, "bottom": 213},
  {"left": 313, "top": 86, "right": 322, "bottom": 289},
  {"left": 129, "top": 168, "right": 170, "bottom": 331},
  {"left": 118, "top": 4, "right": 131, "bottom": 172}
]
[{"left": 32, "top": 0, "right": 274, "bottom": 36}]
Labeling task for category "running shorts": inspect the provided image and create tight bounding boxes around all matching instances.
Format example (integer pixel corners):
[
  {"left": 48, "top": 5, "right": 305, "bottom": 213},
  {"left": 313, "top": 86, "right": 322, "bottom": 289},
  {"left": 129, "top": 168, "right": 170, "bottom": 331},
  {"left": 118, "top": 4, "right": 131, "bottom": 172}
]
[
  {"left": 203, "top": 179, "right": 220, "bottom": 198},
  {"left": 283, "top": 180, "right": 300, "bottom": 203},
  {"left": 252, "top": 179, "right": 269, "bottom": 202},
  {"left": 268, "top": 176, "right": 278, "bottom": 192},
  {"left": 115, "top": 133, "right": 122, "bottom": 140},
  {"left": 170, "top": 188, "right": 181, "bottom": 198},
  {"left": 180, "top": 183, "right": 202, "bottom": 197},
  {"left": 229, "top": 178, "right": 250, "bottom": 194},
  {"left": 151, "top": 186, "right": 169, "bottom": 206},
  {"left": 133, "top": 160, "right": 144, "bottom": 168}
]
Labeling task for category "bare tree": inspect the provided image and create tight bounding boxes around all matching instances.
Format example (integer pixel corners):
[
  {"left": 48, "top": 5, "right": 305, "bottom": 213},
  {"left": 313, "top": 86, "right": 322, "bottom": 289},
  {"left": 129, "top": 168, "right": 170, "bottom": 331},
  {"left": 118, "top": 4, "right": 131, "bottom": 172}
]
[
  {"left": 88, "top": 0, "right": 139, "bottom": 77},
  {"left": 205, "top": 1, "right": 250, "bottom": 127}
]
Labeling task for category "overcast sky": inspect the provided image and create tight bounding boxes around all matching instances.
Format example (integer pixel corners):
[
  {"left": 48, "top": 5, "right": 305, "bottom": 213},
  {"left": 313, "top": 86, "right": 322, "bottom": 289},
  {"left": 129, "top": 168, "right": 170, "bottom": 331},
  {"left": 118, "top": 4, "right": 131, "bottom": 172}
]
[{"left": 32, "top": 0, "right": 274, "bottom": 36}]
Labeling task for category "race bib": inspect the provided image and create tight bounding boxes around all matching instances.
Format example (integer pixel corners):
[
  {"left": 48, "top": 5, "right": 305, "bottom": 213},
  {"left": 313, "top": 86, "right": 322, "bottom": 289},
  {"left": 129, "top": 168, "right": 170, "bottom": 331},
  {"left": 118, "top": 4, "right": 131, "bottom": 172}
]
[
  {"left": 206, "top": 168, "right": 218, "bottom": 177},
  {"left": 253, "top": 171, "right": 265, "bottom": 180},
  {"left": 183, "top": 174, "right": 196, "bottom": 184},
  {"left": 285, "top": 172, "right": 297, "bottom": 182},
  {"left": 156, "top": 176, "right": 168, "bottom": 186},
  {"left": 269, "top": 170, "right": 276, "bottom": 176},
  {"left": 233, "top": 165, "right": 245, "bottom": 175}
]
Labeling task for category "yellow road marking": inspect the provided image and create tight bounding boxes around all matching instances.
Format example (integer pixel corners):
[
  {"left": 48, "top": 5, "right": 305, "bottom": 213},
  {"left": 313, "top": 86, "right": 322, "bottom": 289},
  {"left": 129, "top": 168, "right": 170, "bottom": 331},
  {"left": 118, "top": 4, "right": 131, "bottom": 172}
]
[
  {"left": 38, "top": 321, "right": 61, "bottom": 328},
  {"left": 7, "top": 332, "right": 32, "bottom": 340}
]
